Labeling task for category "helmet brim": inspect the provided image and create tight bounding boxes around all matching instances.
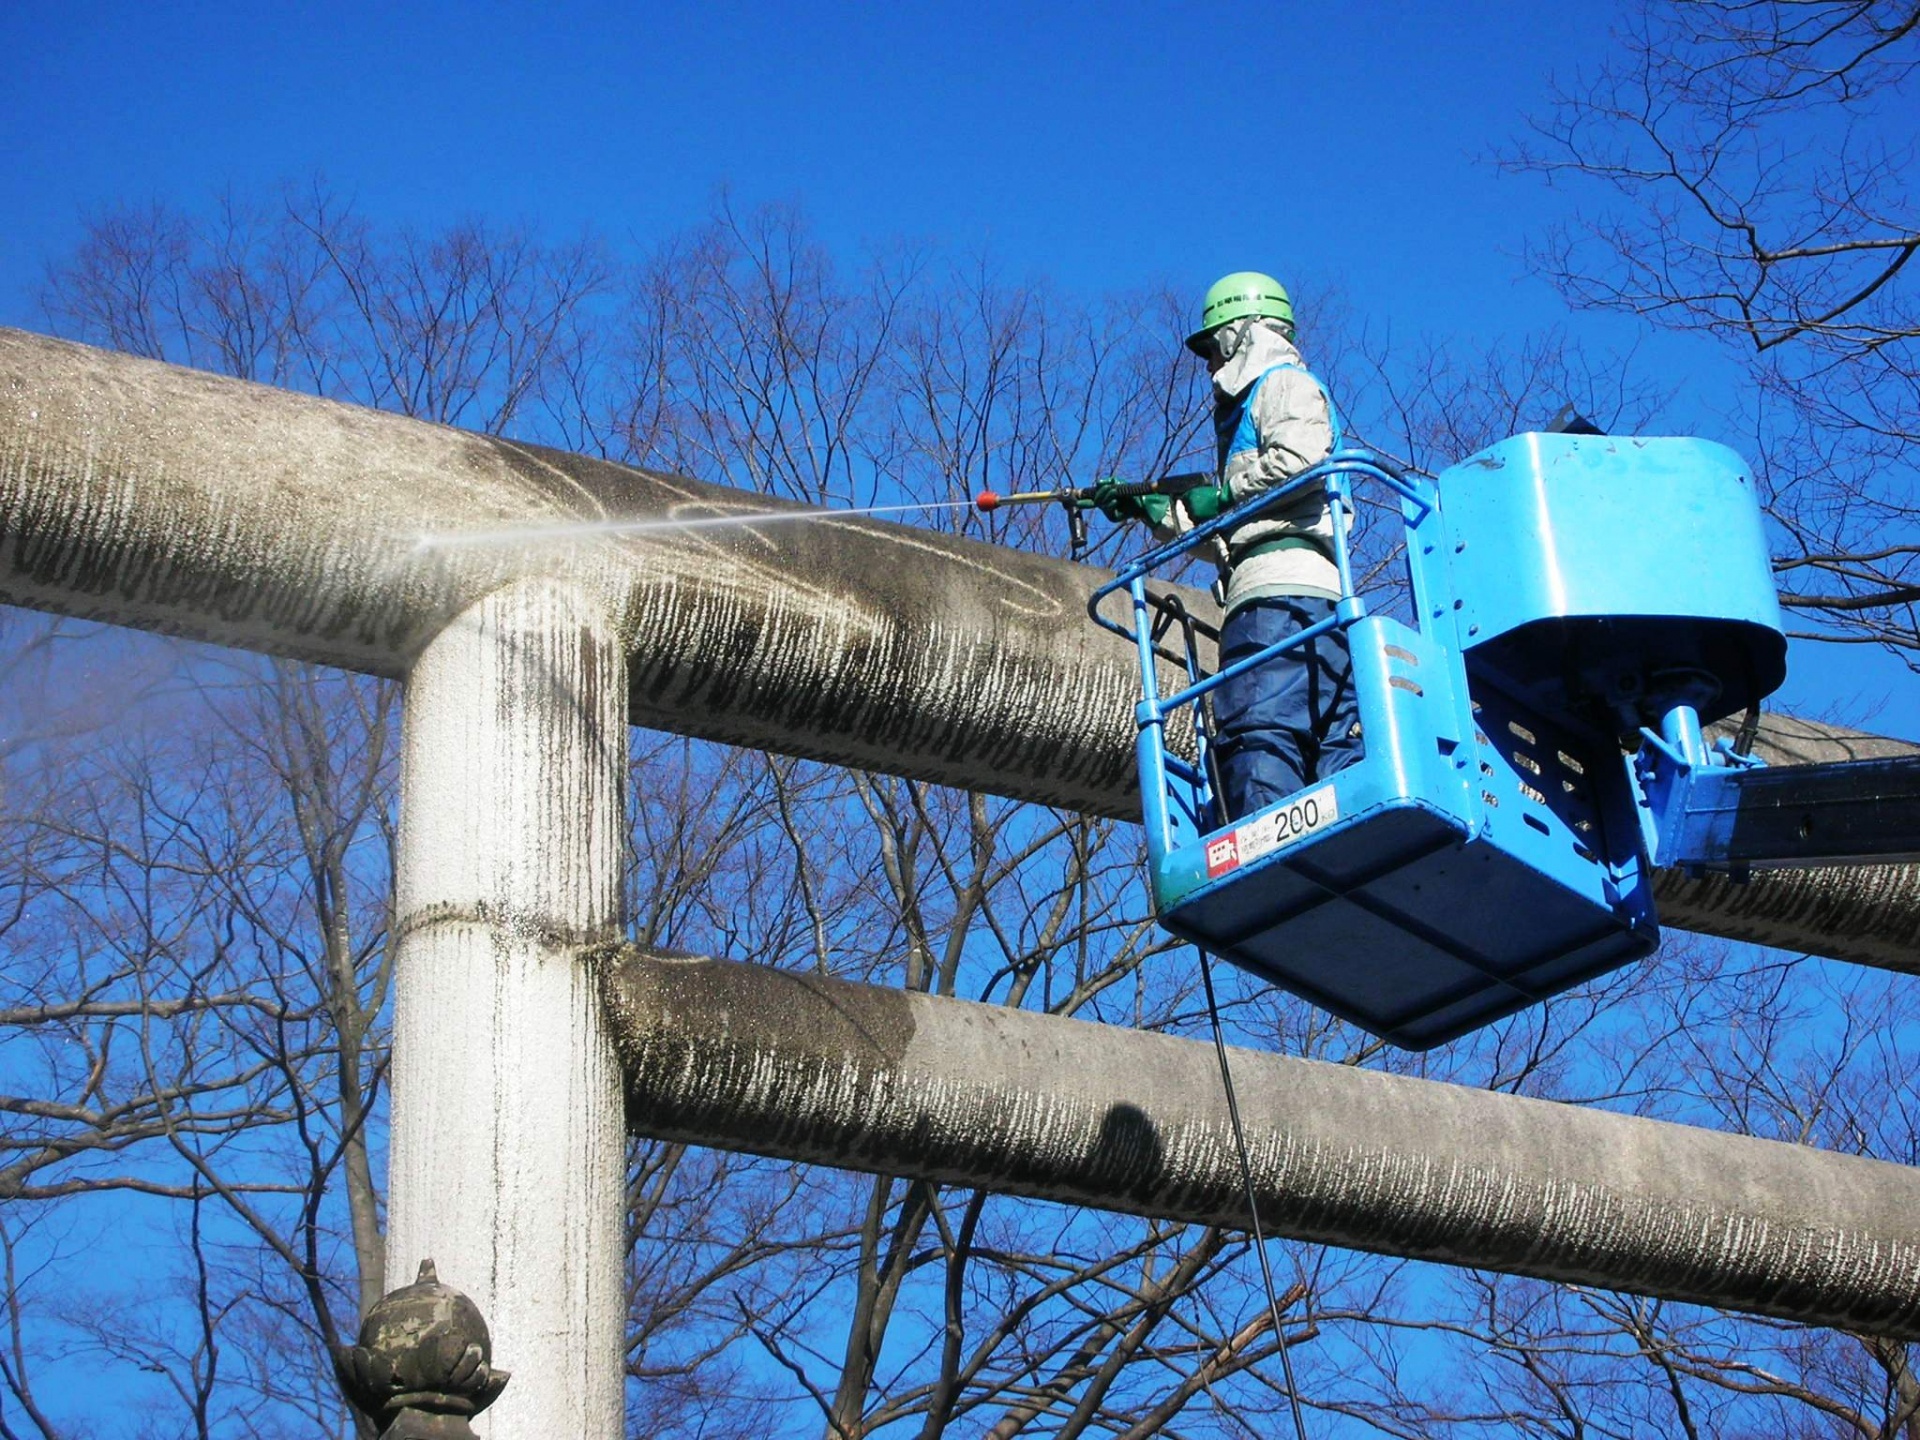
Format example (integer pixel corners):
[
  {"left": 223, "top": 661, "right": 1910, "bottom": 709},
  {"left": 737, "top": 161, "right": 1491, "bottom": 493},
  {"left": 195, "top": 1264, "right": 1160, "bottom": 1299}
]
[{"left": 1183, "top": 326, "right": 1218, "bottom": 357}]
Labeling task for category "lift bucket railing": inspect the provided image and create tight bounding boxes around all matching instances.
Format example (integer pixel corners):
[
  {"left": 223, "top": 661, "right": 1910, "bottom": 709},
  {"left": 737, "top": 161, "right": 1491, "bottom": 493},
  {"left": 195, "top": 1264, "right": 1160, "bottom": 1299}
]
[{"left": 1088, "top": 451, "right": 1439, "bottom": 863}]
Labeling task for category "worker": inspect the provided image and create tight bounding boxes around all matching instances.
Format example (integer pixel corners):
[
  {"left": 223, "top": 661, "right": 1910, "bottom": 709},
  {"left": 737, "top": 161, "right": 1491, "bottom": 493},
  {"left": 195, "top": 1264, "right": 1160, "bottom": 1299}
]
[{"left": 1094, "top": 272, "right": 1361, "bottom": 820}]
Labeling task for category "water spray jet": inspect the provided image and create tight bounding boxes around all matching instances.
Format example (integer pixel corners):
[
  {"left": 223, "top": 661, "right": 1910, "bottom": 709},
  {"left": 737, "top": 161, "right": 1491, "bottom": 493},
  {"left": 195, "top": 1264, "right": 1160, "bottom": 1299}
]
[{"left": 413, "top": 498, "right": 979, "bottom": 552}]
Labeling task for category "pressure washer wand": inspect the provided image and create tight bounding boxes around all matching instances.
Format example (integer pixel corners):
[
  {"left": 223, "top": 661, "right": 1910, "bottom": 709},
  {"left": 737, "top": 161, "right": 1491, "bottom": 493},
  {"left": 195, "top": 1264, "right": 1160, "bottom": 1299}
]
[
  {"left": 974, "top": 471, "right": 1213, "bottom": 560},
  {"left": 972, "top": 471, "right": 1213, "bottom": 514}
]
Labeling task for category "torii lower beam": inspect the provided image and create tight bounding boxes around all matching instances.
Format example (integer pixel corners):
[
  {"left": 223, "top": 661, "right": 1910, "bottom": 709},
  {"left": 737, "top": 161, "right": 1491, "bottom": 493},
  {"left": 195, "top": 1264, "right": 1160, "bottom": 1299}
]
[{"left": 602, "top": 948, "right": 1920, "bottom": 1341}]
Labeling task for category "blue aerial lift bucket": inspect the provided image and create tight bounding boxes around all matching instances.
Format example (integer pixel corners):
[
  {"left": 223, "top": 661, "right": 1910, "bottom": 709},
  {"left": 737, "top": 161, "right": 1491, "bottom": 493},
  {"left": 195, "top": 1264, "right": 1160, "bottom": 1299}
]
[{"left": 1091, "top": 433, "right": 1796, "bottom": 1049}]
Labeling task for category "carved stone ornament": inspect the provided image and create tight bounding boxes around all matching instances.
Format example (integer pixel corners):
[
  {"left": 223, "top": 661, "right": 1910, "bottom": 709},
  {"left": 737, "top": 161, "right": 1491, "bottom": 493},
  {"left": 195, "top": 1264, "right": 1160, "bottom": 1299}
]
[{"left": 333, "top": 1259, "right": 510, "bottom": 1438}]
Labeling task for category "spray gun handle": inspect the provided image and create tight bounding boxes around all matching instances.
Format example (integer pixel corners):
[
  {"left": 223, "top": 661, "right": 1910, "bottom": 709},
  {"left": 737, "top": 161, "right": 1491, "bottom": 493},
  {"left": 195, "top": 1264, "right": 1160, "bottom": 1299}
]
[{"left": 1090, "top": 471, "right": 1213, "bottom": 502}]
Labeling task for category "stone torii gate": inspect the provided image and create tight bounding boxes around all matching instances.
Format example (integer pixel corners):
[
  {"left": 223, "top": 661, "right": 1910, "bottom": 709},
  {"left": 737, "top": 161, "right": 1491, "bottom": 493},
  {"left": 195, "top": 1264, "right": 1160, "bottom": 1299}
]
[{"left": 4, "top": 327, "right": 1920, "bottom": 1435}]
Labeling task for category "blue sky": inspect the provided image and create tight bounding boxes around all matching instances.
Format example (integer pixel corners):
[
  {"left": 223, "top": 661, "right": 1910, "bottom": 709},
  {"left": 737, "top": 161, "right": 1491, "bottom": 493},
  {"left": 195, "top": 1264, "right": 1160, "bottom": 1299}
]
[
  {"left": 4, "top": 2, "right": 1614, "bottom": 344},
  {"left": 0, "top": 0, "right": 1910, "bottom": 743}
]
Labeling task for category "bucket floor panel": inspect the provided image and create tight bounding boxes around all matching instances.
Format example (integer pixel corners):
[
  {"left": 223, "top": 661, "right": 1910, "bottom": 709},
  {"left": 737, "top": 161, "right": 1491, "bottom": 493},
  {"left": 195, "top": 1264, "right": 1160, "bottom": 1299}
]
[{"left": 1162, "top": 798, "right": 1654, "bottom": 1048}]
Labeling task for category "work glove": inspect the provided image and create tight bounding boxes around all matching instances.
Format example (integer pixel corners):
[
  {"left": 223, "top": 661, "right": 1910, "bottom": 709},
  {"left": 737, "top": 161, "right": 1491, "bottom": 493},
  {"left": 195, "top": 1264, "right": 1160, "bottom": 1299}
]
[
  {"left": 1086, "top": 478, "right": 1171, "bottom": 526},
  {"left": 1181, "top": 482, "right": 1231, "bottom": 522}
]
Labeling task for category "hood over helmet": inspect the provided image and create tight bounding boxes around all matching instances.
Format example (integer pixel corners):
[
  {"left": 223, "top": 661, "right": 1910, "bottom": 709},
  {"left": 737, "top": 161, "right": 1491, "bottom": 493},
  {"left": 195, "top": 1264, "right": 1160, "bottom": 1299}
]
[{"left": 1209, "top": 315, "right": 1306, "bottom": 400}]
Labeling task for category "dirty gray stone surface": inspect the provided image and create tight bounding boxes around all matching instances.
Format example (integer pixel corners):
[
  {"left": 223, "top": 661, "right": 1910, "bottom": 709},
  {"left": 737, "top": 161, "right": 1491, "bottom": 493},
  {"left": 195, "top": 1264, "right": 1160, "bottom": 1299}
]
[
  {"left": 601, "top": 948, "right": 1920, "bottom": 1340},
  {"left": 386, "top": 581, "right": 627, "bottom": 1437},
  {"left": 0, "top": 326, "right": 1162, "bottom": 817},
  {"left": 2, "top": 327, "right": 1914, "bottom": 967}
]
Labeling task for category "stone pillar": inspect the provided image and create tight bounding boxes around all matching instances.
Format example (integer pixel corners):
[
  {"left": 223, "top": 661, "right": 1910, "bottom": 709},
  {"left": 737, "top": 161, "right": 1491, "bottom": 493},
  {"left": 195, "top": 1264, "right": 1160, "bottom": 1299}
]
[{"left": 386, "top": 580, "right": 627, "bottom": 1436}]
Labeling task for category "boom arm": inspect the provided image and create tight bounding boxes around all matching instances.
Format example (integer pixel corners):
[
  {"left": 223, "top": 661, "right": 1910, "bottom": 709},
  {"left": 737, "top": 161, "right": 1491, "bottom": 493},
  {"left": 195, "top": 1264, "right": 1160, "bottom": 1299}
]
[{"left": 1660, "top": 752, "right": 1920, "bottom": 872}]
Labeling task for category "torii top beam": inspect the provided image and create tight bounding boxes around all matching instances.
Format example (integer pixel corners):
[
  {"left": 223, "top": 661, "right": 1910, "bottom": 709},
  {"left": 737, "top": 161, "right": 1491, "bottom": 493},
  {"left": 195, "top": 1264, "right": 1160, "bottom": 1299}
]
[{"left": 1, "top": 326, "right": 1915, "bottom": 969}]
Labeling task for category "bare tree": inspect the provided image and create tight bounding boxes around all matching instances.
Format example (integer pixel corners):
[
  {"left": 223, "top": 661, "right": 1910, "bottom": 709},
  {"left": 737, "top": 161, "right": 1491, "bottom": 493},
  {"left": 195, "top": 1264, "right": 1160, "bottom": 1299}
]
[
  {"left": 584, "top": 208, "right": 1697, "bottom": 1439},
  {"left": 14, "top": 177, "right": 1912, "bottom": 1439},
  {"left": 1503, "top": 0, "right": 1920, "bottom": 655},
  {"left": 3, "top": 186, "right": 614, "bottom": 1433},
  {"left": 1277, "top": 7, "right": 1920, "bottom": 1434}
]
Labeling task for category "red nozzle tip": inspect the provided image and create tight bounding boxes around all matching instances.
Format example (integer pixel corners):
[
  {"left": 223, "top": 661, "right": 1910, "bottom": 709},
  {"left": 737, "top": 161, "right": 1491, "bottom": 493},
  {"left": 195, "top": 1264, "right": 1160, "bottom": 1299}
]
[{"left": 975, "top": 490, "right": 1001, "bottom": 511}]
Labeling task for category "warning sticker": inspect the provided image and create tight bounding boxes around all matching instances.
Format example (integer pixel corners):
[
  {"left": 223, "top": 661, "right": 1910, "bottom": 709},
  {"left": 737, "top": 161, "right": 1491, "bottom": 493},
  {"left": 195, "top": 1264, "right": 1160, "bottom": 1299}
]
[{"left": 1204, "top": 833, "right": 1240, "bottom": 878}]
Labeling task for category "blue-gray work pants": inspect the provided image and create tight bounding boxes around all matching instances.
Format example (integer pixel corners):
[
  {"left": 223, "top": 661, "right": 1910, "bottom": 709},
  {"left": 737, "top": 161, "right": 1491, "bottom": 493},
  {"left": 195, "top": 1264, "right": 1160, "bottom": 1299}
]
[{"left": 1211, "top": 595, "right": 1362, "bottom": 821}]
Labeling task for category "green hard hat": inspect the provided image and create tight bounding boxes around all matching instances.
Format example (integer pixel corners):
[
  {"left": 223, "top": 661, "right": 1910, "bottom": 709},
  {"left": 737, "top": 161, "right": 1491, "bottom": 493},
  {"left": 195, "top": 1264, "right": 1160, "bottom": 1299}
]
[{"left": 1185, "top": 271, "right": 1294, "bottom": 354}]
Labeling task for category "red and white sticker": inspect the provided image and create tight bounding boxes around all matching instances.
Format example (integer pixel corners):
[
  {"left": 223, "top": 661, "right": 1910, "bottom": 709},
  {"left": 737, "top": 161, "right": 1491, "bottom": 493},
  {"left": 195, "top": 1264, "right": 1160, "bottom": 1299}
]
[
  {"left": 1205, "top": 833, "right": 1240, "bottom": 877},
  {"left": 1206, "top": 784, "right": 1339, "bottom": 878}
]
